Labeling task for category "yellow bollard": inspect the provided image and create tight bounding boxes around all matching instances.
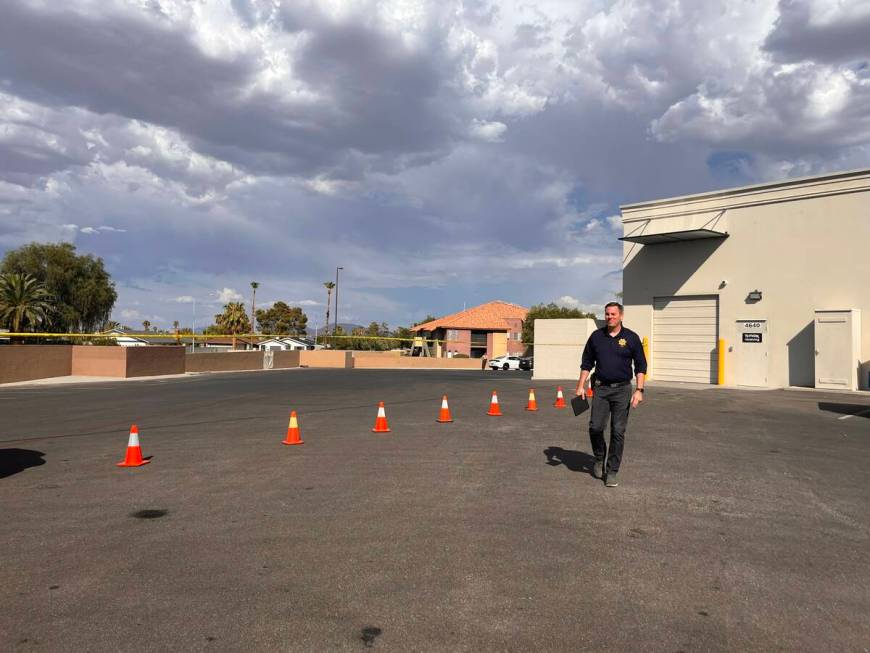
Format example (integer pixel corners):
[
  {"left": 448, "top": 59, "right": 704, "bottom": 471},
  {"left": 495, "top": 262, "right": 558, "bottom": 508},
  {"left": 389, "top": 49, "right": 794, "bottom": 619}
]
[
  {"left": 642, "top": 336, "right": 650, "bottom": 380},
  {"left": 717, "top": 338, "right": 726, "bottom": 385}
]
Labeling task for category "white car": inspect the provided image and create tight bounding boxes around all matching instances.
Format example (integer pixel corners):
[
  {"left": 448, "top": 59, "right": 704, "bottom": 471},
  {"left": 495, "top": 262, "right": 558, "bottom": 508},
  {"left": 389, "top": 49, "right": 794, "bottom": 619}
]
[{"left": 489, "top": 355, "right": 522, "bottom": 371}]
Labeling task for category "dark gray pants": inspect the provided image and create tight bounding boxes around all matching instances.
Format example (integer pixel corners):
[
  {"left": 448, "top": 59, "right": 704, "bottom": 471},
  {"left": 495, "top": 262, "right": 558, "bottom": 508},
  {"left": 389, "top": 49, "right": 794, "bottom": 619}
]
[{"left": 588, "top": 384, "right": 632, "bottom": 473}]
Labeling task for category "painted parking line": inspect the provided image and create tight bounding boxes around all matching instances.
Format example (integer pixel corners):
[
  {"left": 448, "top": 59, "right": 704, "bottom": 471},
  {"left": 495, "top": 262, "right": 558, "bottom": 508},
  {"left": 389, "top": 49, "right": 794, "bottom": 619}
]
[{"left": 838, "top": 408, "right": 870, "bottom": 420}]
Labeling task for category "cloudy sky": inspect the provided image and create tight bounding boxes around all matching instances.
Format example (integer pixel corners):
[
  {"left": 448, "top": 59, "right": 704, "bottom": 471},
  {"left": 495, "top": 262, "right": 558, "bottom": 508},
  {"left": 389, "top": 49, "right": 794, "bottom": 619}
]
[{"left": 1, "top": 0, "right": 869, "bottom": 331}]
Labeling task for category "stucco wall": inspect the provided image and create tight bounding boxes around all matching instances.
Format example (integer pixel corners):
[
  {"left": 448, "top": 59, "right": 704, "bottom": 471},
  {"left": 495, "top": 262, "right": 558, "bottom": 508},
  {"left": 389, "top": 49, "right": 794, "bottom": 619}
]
[
  {"left": 273, "top": 350, "right": 301, "bottom": 368},
  {"left": 623, "top": 173, "right": 870, "bottom": 390},
  {"left": 71, "top": 346, "right": 127, "bottom": 377},
  {"left": 125, "top": 347, "right": 186, "bottom": 377},
  {"left": 185, "top": 351, "right": 264, "bottom": 373},
  {"left": 0, "top": 345, "right": 72, "bottom": 384},
  {"left": 299, "top": 350, "right": 353, "bottom": 368},
  {"left": 532, "top": 319, "right": 599, "bottom": 380}
]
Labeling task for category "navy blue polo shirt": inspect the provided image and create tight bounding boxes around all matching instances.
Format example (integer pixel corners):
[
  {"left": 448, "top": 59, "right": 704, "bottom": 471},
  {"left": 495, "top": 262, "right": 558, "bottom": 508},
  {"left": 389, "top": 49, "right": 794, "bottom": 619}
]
[{"left": 580, "top": 325, "right": 647, "bottom": 383}]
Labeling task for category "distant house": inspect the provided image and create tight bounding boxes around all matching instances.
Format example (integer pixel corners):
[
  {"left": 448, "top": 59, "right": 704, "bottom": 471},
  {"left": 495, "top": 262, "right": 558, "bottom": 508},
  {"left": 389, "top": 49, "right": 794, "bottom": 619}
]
[
  {"left": 411, "top": 300, "right": 528, "bottom": 359},
  {"left": 103, "top": 328, "right": 259, "bottom": 350},
  {"left": 104, "top": 328, "right": 171, "bottom": 347},
  {"left": 257, "top": 336, "right": 319, "bottom": 351}
]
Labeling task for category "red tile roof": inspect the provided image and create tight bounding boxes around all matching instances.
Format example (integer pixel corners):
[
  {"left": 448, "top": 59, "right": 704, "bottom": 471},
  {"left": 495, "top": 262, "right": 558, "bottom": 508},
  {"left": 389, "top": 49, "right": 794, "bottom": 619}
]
[{"left": 411, "top": 301, "right": 528, "bottom": 332}]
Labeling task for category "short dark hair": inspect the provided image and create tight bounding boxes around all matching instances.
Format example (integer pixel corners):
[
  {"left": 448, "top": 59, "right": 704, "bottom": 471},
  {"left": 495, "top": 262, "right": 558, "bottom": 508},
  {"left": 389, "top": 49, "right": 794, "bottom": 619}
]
[{"left": 604, "top": 301, "right": 624, "bottom": 313}]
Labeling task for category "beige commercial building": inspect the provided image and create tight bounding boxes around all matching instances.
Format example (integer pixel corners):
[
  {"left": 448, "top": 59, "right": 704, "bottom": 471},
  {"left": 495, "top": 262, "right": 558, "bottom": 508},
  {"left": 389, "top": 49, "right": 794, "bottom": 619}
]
[{"left": 620, "top": 168, "right": 869, "bottom": 391}]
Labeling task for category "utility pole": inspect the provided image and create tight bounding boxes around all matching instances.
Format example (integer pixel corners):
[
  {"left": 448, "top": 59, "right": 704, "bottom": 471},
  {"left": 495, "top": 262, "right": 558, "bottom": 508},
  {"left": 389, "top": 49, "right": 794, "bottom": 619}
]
[{"left": 334, "top": 266, "right": 343, "bottom": 334}]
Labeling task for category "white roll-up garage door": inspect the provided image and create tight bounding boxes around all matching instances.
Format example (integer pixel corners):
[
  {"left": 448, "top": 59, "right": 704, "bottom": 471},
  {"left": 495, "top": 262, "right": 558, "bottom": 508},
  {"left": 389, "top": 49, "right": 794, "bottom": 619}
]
[{"left": 653, "top": 295, "right": 719, "bottom": 383}]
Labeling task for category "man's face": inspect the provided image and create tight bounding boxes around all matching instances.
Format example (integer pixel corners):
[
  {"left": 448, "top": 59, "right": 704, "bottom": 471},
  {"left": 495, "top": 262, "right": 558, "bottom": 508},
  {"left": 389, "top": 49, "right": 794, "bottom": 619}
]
[{"left": 605, "top": 306, "right": 622, "bottom": 327}]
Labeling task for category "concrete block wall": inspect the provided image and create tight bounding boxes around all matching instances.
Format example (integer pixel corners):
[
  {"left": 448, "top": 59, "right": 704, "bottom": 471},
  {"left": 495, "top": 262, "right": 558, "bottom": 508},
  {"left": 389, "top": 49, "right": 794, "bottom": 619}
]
[
  {"left": 352, "top": 355, "right": 484, "bottom": 370},
  {"left": 125, "top": 347, "right": 186, "bottom": 377},
  {"left": 71, "top": 346, "right": 127, "bottom": 377},
  {"left": 0, "top": 345, "right": 72, "bottom": 384},
  {"left": 185, "top": 351, "right": 264, "bottom": 373},
  {"left": 299, "top": 350, "right": 353, "bottom": 368},
  {"left": 273, "top": 350, "right": 301, "bottom": 369}
]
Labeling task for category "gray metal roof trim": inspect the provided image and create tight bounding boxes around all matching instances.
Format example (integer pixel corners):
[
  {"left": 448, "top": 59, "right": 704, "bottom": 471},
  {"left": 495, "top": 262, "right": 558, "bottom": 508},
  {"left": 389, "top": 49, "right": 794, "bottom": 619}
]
[{"left": 619, "top": 228, "right": 729, "bottom": 244}]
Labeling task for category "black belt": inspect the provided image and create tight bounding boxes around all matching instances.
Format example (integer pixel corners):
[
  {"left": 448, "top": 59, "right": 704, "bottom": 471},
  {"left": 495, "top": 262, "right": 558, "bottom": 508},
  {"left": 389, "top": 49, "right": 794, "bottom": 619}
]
[{"left": 593, "top": 379, "right": 631, "bottom": 388}]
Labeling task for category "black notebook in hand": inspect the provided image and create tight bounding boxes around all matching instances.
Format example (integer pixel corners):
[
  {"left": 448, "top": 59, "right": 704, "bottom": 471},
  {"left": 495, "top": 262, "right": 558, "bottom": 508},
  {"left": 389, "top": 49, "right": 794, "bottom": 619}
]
[{"left": 571, "top": 394, "right": 589, "bottom": 416}]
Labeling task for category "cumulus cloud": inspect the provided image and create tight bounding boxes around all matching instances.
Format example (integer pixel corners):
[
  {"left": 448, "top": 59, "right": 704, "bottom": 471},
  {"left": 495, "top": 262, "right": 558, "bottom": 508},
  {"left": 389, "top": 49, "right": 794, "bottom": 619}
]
[
  {"left": 469, "top": 119, "right": 508, "bottom": 142},
  {"left": 217, "top": 288, "right": 244, "bottom": 303},
  {"left": 554, "top": 295, "right": 603, "bottom": 315},
  {"left": 0, "top": 0, "right": 868, "bottom": 328},
  {"left": 78, "top": 225, "right": 127, "bottom": 235}
]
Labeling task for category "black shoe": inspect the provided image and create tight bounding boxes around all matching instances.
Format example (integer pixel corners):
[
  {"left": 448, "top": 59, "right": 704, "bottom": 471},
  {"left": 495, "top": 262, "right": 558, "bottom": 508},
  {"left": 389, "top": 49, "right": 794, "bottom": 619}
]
[
  {"left": 592, "top": 460, "right": 604, "bottom": 479},
  {"left": 605, "top": 471, "right": 619, "bottom": 487}
]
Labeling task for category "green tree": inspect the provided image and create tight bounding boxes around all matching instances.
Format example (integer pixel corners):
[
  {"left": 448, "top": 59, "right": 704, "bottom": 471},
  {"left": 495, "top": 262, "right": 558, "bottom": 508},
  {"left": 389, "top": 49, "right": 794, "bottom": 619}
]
[
  {"left": 326, "top": 325, "right": 347, "bottom": 349},
  {"left": 0, "top": 242, "right": 117, "bottom": 332},
  {"left": 414, "top": 314, "right": 437, "bottom": 327},
  {"left": 323, "top": 282, "right": 335, "bottom": 334},
  {"left": 250, "top": 282, "right": 259, "bottom": 333},
  {"left": 522, "top": 303, "right": 597, "bottom": 345},
  {"left": 392, "top": 325, "right": 413, "bottom": 344},
  {"left": 0, "top": 273, "right": 53, "bottom": 337},
  {"left": 142, "top": 320, "right": 152, "bottom": 332},
  {"left": 255, "top": 302, "right": 308, "bottom": 335},
  {"left": 215, "top": 301, "right": 251, "bottom": 349}
]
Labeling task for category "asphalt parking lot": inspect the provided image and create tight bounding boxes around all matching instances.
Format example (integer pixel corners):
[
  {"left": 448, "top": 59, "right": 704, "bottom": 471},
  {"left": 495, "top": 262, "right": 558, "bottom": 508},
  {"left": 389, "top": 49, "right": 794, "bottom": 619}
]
[{"left": 1, "top": 369, "right": 869, "bottom": 652}]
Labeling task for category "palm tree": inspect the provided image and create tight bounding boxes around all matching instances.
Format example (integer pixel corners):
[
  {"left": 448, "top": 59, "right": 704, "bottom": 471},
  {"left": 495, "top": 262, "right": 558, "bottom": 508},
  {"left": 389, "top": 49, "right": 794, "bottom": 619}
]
[
  {"left": 0, "top": 273, "right": 53, "bottom": 339},
  {"left": 250, "top": 281, "right": 259, "bottom": 334},
  {"left": 142, "top": 320, "right": 151, "bottom": 332},
  {"left": 173, "top": 320, "right": 180, "bottom": 343},
  {"left": 323, "top": 281, "right": 335, "bottom": 338},
  {"left": 215, "top": 301, "right": 251, "bottom": 350}
]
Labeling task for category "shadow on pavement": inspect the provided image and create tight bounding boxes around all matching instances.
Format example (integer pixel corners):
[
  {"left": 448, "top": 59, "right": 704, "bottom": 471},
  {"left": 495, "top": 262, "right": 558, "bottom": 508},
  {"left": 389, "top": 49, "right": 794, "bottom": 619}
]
[
  {"left": 818, "top": 402, "right": 870, "bottom": 418},
  {"left": 1, "top": 448, "right": 46, "bottom": 479},
  {"left": 544, "top": 447, "right": 596, "bottom": 474}
]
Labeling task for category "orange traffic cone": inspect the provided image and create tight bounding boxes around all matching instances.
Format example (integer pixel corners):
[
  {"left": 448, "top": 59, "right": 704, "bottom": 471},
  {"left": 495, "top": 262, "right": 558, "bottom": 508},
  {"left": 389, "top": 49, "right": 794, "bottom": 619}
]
[
  {"left": 587, "top": 384, "right": 594, "bottom": 398},
  {"left": 487, "top": 390, "right": 502, "bottom": 416},
  {"left": 554, "top": 386, "right": 567, "bottom": 409},
  {"left": 282, "top": 410, "right": 304, "bottom": 445},
  {"left": 436, "top": 395, "right": 453, "bottom": 423},
  {"left": 525, "top": 388, "right": 538, "bottom": 411},
  {"left": 116, "top": 425, "right": 150, "bottom": 467},
  {"left": 372, "top": 401, "right": 391, "bottom": 433}
]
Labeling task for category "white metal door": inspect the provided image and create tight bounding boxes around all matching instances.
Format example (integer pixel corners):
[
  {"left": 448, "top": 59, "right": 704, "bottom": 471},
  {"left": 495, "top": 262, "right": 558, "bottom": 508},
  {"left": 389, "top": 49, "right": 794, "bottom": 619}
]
[
  {"left": 815, "top": 309, "right": 861, "bottom": 390},
  {"left": 735, "top": 320, "right": 768, "bottom": 387},
  {"left": 653, "top": 295, "right": 719, "bottom": 383}
]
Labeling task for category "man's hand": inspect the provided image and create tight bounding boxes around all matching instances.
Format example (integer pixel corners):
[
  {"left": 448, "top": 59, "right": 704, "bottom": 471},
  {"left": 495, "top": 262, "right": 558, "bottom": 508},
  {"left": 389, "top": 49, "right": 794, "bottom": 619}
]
[
  {"left": 630, "top": 390, "right": 644, "bottom": 409},
  {"left": 575, "top": 385, "right": 586, "bottom": 400}
]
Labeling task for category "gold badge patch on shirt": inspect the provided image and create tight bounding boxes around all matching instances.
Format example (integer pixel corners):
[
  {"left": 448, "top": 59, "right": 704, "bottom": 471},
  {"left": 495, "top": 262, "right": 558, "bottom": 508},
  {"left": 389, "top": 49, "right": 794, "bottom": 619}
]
[{"left": 618, "top": 338, "right": 627, "bottom": 347}]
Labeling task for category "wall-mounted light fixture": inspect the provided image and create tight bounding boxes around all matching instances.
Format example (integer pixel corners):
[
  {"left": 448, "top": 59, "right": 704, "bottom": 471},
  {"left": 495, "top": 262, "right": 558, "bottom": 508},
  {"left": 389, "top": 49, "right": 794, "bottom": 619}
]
[{"left": 747, "top": 289, "right": 762, "bottom": 301}]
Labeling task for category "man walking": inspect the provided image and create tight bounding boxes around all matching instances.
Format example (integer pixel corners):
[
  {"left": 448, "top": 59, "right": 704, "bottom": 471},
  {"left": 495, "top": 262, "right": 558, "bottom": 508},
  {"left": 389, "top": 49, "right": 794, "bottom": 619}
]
[{"left": 575, "top": 302, "right": 647, "bottom": 487}]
